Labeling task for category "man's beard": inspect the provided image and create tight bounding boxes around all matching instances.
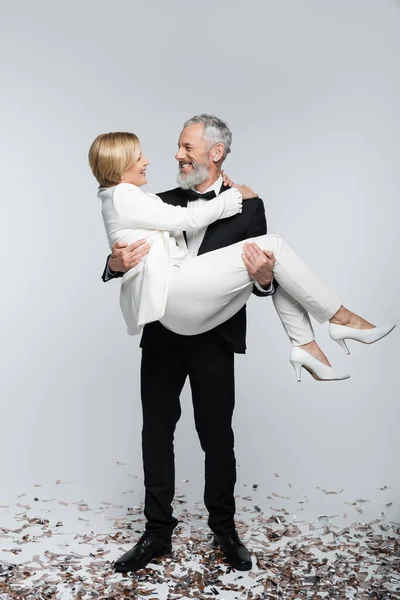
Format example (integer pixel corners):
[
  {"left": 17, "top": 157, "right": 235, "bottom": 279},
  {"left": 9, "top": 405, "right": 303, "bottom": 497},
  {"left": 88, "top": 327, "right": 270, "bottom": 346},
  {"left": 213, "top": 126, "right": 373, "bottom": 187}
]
[{"left": 176, "top": 161, "right": 210, "bottom": 190}]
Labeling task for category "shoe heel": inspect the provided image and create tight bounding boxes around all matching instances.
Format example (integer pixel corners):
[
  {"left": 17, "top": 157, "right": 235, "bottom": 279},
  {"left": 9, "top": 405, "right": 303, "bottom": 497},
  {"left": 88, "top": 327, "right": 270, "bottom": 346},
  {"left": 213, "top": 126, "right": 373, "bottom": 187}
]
[
  {"left": 290, "top": 361, "right": 302, "bottom": 382},
  {"left": 334, "top": 338, "right": 350, "bottom": 355}
]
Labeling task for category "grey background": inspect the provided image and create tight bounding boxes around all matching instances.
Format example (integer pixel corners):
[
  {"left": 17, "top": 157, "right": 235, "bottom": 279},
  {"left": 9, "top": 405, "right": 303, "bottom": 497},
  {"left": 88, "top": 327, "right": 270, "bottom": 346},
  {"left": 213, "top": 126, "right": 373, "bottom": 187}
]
[{"left": 1, "top": 0, "right": 399, "bottom": 521}]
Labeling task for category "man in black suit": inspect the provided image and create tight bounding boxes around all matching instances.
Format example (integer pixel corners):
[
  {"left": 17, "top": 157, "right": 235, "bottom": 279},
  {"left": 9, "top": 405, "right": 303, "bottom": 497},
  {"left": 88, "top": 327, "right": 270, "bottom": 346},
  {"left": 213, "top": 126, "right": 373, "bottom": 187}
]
[{"left": 103, "top": 114, "right": 276, "bottom": 572}]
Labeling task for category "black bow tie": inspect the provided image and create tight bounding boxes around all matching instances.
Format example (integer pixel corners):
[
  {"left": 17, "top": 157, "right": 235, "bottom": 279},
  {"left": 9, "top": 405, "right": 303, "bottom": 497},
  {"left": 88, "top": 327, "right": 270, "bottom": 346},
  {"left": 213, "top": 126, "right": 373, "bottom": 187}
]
[{"left": 186, "top": 190, "right": 217, "bottom": 202}]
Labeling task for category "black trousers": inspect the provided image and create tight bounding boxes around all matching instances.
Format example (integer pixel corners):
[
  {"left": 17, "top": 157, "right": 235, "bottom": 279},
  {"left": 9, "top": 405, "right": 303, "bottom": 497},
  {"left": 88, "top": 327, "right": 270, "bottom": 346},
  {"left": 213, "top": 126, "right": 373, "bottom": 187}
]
[{"left": 140, "top": 326, "right": 236, "bottom": 539}]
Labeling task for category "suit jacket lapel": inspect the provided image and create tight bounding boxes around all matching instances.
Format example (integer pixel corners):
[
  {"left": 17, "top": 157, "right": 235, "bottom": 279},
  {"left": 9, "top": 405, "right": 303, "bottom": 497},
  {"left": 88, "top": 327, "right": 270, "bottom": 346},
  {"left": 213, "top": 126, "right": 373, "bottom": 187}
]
[{"left": 198, "top": 184, "right": 230, "bottom": 255}]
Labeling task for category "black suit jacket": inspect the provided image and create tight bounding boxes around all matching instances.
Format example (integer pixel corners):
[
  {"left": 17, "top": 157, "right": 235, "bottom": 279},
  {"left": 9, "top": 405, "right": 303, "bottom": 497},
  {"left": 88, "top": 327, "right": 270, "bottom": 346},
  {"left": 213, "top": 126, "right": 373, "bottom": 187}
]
[{"left": 102, "top": 184, "right": 275, "bottom": 354}]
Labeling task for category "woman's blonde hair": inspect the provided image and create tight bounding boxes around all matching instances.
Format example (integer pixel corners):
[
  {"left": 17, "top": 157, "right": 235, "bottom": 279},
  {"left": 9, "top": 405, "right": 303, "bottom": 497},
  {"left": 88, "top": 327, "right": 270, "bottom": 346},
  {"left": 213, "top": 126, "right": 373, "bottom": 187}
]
[{"left": 88, "top": 132, "right": 141, "bottom": 187}]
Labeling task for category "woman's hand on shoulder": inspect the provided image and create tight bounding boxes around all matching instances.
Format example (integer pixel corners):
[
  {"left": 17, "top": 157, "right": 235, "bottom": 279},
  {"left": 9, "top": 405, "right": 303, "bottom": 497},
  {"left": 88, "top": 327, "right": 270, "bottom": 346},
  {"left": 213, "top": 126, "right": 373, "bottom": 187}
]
[
  {"left": 221, "top": 170, "right": 258, "bottom": 199},
  {"left": 221, "top": 170, "right": 235, "bottom": 188},
  {"left": 234, "top": 184, "right": 258, "bottom": 200}
]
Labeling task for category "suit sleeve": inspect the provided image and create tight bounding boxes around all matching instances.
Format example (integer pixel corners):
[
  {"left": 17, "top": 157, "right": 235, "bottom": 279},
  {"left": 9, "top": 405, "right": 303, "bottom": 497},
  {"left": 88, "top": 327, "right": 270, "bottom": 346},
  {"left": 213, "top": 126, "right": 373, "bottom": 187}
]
[
  {"left": 101, "top": 255, "right": 123, "bottom": 282},
  {"left": 113, "top": 184, "right": 242, "bottom": 231},
  {"left": 246, "top": 198, "right": 277, "bottom": 297}
]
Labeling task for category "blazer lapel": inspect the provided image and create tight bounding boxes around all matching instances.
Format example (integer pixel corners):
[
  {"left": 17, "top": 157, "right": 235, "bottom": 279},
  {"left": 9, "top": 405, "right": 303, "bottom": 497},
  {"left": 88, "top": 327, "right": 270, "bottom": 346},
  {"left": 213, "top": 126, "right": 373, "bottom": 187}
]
[
  {"left": 171, "top": 189, "right": 189, "bottom": 207},
  {"left": 198, "top": 184, "right": 230, "bottom": 255}
]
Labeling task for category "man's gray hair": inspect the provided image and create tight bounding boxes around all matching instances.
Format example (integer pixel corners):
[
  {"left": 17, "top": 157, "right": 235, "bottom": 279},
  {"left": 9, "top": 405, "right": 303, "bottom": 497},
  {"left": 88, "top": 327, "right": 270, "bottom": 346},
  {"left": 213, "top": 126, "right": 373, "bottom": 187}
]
[{"left": 183, "top": 114, "right": 232, "bottom": 161}]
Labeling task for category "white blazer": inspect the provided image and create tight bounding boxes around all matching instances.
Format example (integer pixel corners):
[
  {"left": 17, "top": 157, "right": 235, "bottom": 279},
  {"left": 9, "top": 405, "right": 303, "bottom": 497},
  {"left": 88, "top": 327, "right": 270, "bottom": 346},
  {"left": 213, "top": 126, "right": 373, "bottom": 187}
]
[{"left": 99, "top": 183, "right": 242, "bottom": 335}]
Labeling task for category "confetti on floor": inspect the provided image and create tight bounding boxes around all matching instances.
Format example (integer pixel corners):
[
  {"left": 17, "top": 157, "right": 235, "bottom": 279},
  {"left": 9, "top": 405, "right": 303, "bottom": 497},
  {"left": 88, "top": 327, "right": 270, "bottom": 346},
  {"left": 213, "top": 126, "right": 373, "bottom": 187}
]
[{"left": 0, "top": 480, "right": 399, "bottom": 599}]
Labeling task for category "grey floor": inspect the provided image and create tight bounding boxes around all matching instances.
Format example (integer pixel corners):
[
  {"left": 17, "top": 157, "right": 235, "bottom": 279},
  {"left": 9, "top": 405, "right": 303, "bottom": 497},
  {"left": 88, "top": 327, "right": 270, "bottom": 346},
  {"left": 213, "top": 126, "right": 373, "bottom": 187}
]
[{"left": 1, "top": 477, "right": 399, "bottom": 599}]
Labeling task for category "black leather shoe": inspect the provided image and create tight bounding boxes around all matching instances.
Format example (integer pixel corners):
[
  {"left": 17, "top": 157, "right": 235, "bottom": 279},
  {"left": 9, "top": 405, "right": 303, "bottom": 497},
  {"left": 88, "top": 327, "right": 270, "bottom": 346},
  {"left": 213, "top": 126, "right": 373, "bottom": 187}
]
[
  {"left": 213, "top": 530, "right": 252, "bottom": 571},
  {"left": 114, "top": 532, "right": 172, "bottom": 573}
]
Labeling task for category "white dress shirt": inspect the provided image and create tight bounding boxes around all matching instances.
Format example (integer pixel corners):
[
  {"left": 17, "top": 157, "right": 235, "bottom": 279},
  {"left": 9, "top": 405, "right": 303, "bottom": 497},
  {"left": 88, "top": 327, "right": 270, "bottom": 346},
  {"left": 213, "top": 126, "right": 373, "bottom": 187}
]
[{"left": 185, "top": 176, "right": 224, "bottom": 258}]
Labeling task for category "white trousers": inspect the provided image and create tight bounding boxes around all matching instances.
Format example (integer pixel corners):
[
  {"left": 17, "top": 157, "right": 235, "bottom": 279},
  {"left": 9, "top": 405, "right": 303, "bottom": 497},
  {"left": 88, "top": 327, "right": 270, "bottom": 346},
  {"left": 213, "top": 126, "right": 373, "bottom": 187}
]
[{"left": 160, "top": 234, "right": 342, "bottom": 346}]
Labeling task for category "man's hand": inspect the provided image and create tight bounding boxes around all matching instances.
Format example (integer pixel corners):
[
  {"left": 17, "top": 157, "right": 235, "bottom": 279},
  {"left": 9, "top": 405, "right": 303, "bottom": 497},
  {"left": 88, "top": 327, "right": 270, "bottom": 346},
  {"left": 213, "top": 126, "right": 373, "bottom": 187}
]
[
  {"left": 241, "top": 242, "right": 275, "bottom": 288},
  {"left": 109, "top": 239, "right": 151, "bottom": 273}
]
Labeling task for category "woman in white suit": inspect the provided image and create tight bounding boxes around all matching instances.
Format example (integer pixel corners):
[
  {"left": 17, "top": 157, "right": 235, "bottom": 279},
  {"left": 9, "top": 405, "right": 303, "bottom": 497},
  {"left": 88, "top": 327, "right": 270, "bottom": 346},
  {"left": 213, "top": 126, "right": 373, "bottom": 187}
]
[{"left": 89, "top": 132, "right": 395, "bottom": 382}]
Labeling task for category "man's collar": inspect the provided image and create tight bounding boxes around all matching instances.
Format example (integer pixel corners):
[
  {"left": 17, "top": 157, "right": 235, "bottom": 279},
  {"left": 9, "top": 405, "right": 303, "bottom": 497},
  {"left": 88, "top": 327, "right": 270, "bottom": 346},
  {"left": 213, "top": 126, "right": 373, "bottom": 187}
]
[{"left": 192, "top": 175, "right": 223, "bottom": 196}]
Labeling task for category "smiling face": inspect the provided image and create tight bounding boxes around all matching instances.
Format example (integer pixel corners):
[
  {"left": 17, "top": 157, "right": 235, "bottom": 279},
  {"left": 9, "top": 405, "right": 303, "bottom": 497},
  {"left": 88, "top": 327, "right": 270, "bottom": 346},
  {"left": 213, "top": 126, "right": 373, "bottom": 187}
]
[
  {"left": 122, "top": 149, "right": 150, "bottom": 187},
  {"left": 175, "top": 123, "right": 221, "bottom": 190}
]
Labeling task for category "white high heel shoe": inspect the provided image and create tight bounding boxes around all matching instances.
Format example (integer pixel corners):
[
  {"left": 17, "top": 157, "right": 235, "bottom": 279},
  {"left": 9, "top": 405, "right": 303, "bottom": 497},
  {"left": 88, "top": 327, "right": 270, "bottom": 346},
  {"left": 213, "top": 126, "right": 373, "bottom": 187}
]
[
  {"left": 289, "top": 347, "right": 350, "bottom": 382},
  {"left": 329, "top": 323, "right": 396, "bottom": 355}
]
